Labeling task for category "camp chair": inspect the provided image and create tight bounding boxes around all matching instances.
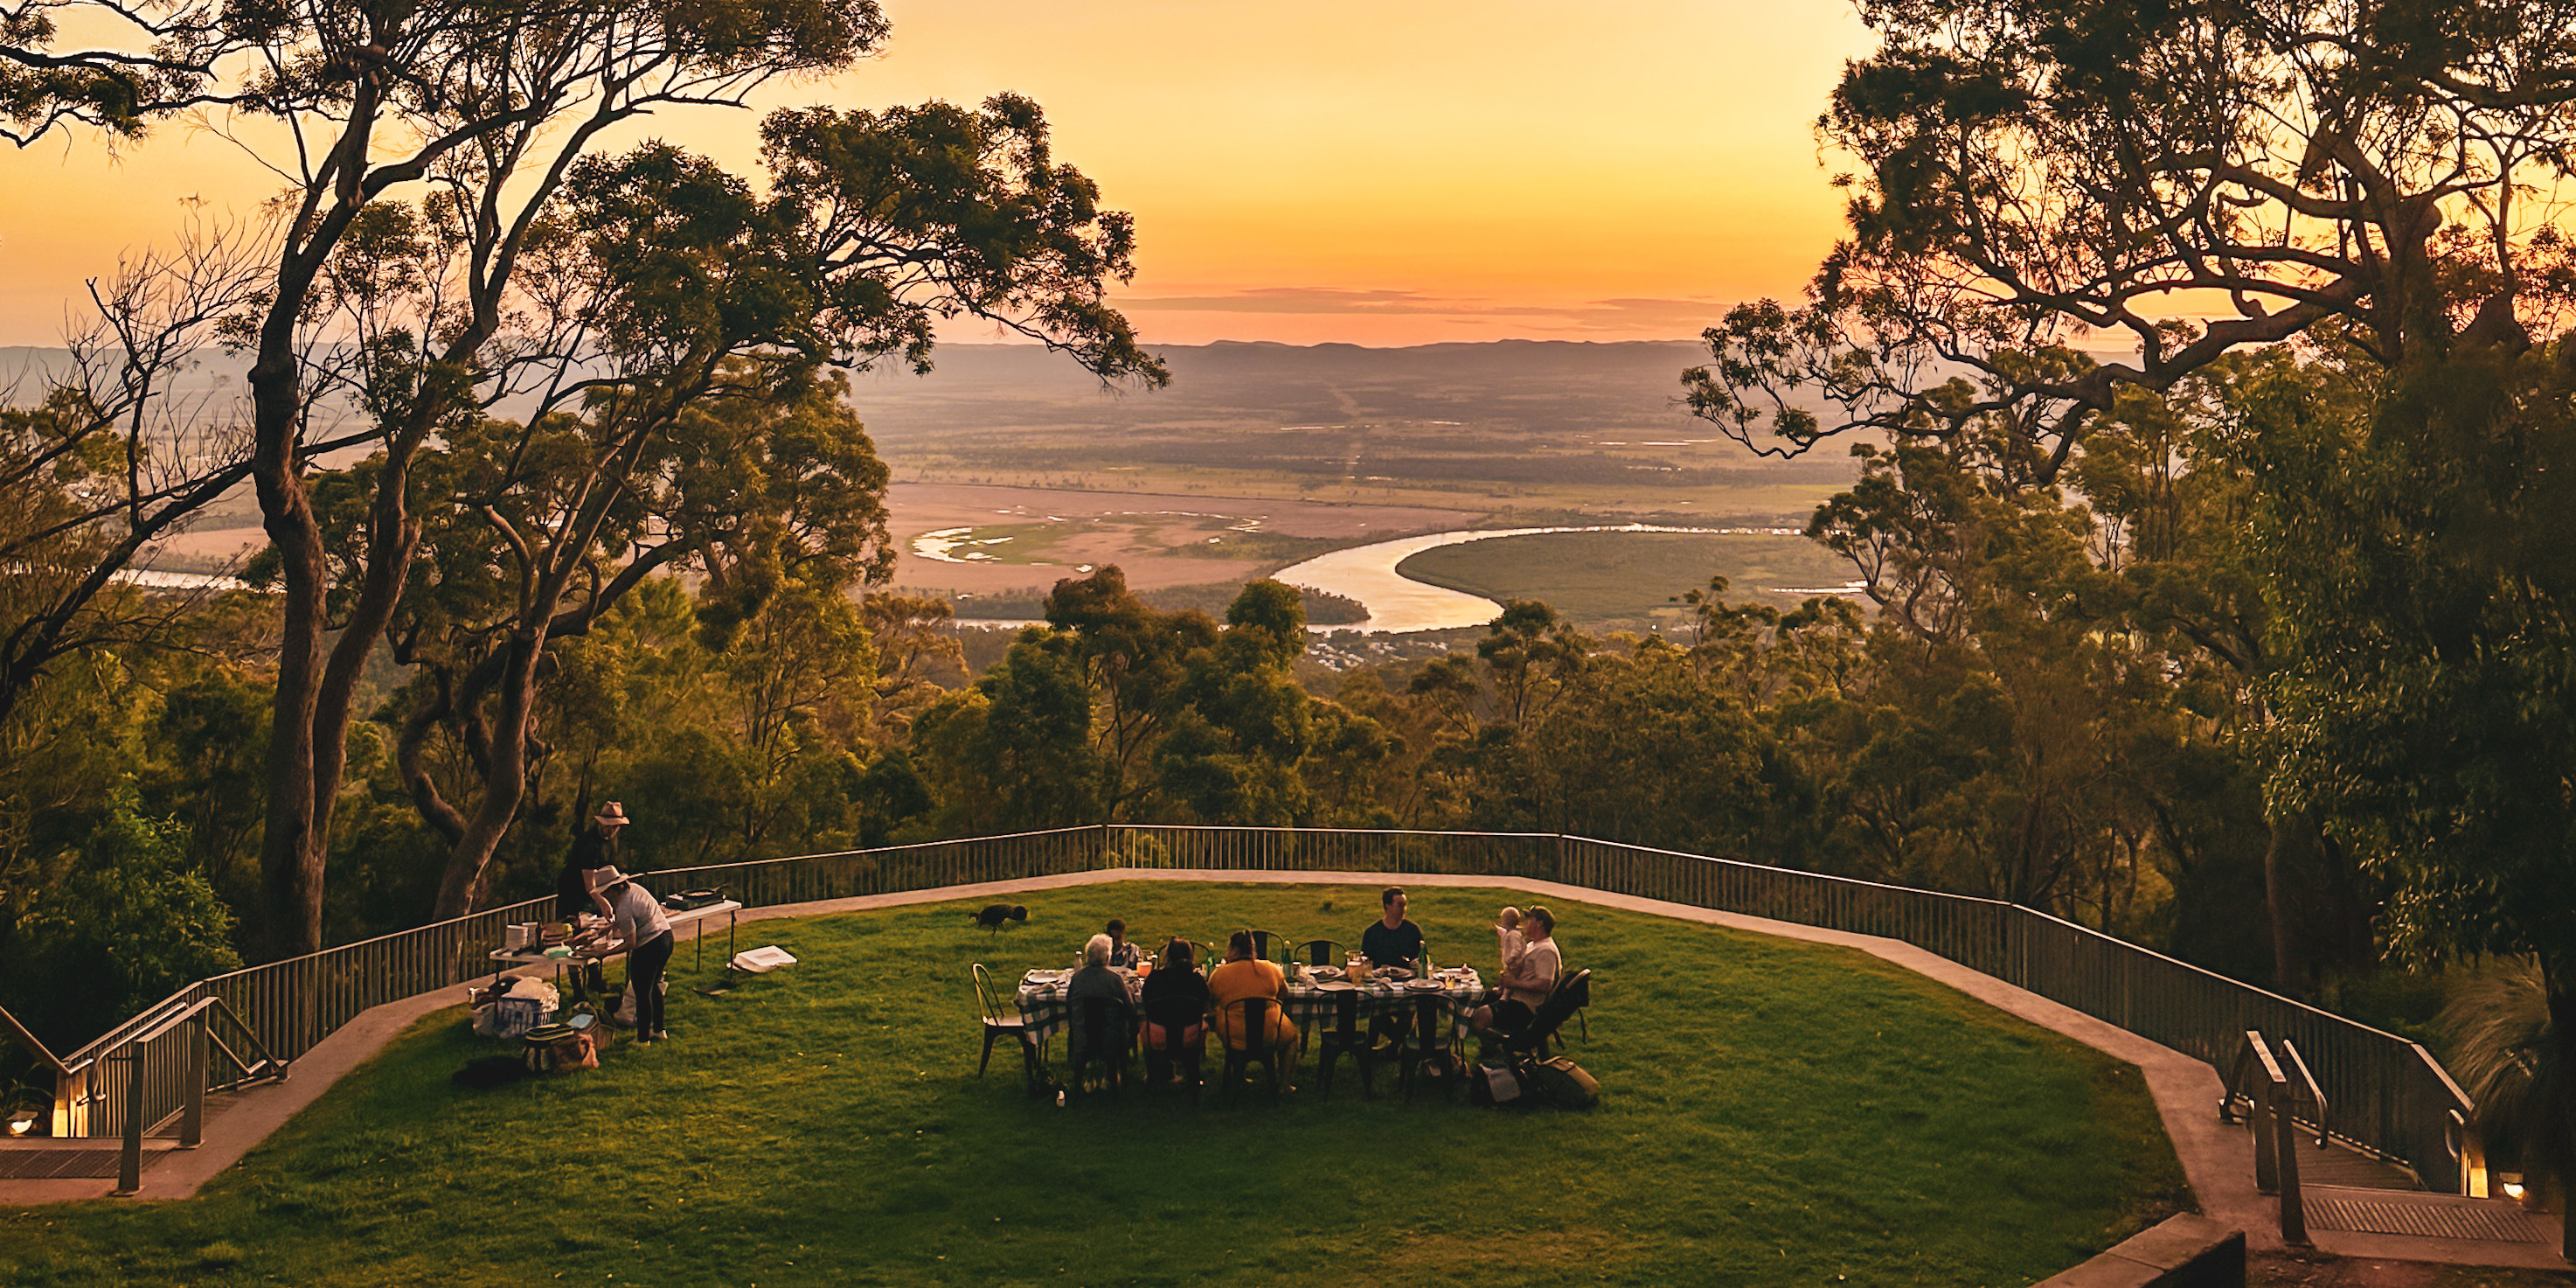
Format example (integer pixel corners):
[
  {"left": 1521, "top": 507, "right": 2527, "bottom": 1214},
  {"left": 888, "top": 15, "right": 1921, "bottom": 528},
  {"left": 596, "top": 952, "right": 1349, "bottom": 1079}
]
[{"left": 1482, "top": 969, "right": 1592, "bottom": 1069}]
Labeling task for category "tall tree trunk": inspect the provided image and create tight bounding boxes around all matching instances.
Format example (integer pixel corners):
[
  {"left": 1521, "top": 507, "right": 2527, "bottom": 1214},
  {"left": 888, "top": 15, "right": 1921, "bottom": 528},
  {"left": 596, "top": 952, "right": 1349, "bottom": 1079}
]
[
  {"left": 431, "top": 633, "right": 544, "bottom": 918},
  {"left": 249, "top": 350, "right": 328, "bottom": 961},
  {"left": 2260, "top": 810, "right": 2303, "bottom": 997}
]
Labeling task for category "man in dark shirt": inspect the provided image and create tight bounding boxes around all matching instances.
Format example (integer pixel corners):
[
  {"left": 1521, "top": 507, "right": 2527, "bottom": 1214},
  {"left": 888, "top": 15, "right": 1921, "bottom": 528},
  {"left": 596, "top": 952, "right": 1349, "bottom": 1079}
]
[
  {"left": 555, "top": 801, "right": 628, "bottom": 919},
  {"left": 1360, "top": 886, "right": 1424, "bottom": 973}
]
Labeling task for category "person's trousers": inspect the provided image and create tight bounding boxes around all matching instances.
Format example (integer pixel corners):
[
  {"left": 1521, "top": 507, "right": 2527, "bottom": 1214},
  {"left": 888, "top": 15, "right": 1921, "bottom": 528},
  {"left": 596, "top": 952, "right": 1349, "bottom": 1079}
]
[{"left": 631, "top": 931, "right": 674, "bottom": 1034}]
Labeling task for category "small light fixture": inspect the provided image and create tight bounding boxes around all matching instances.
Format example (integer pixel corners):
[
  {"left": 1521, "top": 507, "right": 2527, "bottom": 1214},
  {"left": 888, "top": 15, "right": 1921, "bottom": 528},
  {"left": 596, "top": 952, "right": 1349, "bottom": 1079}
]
[
  {"left": 5, "top": 1109, "right": 36, "bottom": 1137},
  {"left": 2500, "top": 1173, "right": 2527, "bottom": 1201}
]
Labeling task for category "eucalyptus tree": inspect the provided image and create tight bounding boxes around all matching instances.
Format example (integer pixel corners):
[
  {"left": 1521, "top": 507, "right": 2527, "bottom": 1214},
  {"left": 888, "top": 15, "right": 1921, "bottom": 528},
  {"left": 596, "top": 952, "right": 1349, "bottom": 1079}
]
[
  {"left": 353, "top": 96, "right": 1161, "bottom": 916},
  {"left": 1681, "top": 0, "right": 2576, "bottom": 1214},
  {"left": 6, "top": 2, "right": 1171, "bottom": 948},
  {"left": 1685, "top": 0, "right": 2576, "bottom": 473},
  {"left": 8, "top": 0, "right": 899, "bottom": 955}
]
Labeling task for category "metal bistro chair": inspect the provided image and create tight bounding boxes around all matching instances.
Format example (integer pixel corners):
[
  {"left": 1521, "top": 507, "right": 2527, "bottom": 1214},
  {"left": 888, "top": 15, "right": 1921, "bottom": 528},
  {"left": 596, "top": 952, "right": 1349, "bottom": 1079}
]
[
  {"left": 1217, "top": 996, "right": 1289, "bottom": 1100},
  {"left": 1069, "top": 995, "right": 1135, "bottom": 1100},
  {"left": 1398, "top": 991, "right": 1465, "bottom": 1104},
  {"left": 972, "top": 963, "right": 1047, "bottom": 1093},
  {"left": 1246, "top": 929, "right": 1290, "bottom": 964},
  {"left": 1290, "top": 938, "right": 1345, "bottom": 968},
  {"left": 1312, "top": 986, "right": 1376, "bottom": 1100},
  {"left": 1141, "top": 983, "right": 1209, "bottom": 1091}
]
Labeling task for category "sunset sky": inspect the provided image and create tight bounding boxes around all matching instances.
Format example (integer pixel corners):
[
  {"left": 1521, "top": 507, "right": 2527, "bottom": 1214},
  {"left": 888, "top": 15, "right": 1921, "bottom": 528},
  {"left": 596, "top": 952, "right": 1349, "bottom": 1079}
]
[{"left": 0, "top": 1, "right": 1875, "bottom": 347}]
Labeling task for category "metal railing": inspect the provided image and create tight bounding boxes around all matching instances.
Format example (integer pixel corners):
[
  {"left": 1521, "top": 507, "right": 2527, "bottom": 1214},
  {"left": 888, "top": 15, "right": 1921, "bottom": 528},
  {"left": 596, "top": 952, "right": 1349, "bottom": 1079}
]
[{"left": 31, "top": 824, "right": 2479, "bottom": 1196}]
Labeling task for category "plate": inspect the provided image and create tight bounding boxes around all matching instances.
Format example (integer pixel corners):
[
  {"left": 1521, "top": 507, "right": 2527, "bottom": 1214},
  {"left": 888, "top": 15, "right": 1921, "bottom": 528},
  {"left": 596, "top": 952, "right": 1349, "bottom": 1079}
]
[
  {"left": 1304, "top": 966, "right": 1345, "bottom": 981},
  {"left": 1404, "top": 978, "right": 1445, "bottom": 992}
]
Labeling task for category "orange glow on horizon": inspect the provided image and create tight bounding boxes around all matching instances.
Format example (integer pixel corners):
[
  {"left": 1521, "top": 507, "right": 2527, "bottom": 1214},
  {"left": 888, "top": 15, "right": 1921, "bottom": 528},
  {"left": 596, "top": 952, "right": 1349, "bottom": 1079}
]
[{"left": 0, "top": 0, "right": 1874, "bottom": 348}]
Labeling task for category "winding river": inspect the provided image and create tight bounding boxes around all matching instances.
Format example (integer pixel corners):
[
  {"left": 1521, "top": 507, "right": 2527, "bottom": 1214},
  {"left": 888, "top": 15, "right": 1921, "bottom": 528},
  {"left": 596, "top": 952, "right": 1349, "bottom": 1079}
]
[{"left": 1271, "top": 524, "right": 1748, "bottom": 634}]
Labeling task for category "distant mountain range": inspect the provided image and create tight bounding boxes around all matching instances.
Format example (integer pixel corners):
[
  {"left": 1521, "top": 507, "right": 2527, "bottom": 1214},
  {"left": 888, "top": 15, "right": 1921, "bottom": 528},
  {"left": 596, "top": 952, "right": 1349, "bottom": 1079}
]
[{"left": 3, "top": 338, "right": 1861, "bottom": 496}]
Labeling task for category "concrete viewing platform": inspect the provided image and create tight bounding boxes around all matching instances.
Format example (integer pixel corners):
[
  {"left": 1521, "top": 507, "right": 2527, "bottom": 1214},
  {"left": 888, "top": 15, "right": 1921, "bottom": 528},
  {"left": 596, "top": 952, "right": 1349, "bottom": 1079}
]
[{"left": 3, "top": 867, "right": 2562, "bottom": 1272}]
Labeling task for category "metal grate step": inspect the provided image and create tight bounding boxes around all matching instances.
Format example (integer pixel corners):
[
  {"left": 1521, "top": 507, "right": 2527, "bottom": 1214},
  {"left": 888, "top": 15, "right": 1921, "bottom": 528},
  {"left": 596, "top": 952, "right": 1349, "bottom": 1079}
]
[
  {"left": 0, "top": 1148, "right": 125, "bottom": 1180},
  {"left": 2307, "top": 1191, "right": 2554, "bottom": 1243}
]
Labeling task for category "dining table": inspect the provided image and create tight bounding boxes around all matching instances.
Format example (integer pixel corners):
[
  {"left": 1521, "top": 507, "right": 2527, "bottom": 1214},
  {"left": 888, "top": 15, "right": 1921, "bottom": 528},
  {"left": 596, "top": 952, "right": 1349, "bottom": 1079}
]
[{"left": 1014, "top": 963, "right": 1485, "bottom": 1044}]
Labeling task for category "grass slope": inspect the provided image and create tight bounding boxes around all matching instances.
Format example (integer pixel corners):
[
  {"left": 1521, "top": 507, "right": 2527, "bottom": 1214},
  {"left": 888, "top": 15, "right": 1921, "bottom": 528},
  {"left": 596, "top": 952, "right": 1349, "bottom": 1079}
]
[
  {"left": 3, "top": 884, "right": 2184, "bottom": 1287},
  {"left": 1394, "top": 532, "right": 1858, "bottom": 627}
]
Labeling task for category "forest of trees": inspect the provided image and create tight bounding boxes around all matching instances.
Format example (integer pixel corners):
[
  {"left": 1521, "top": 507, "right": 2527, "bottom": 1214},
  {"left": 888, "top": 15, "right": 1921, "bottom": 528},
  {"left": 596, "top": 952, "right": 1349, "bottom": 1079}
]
[{"left": 5, "top": 0, "right": 2576, "bottom": 1224}]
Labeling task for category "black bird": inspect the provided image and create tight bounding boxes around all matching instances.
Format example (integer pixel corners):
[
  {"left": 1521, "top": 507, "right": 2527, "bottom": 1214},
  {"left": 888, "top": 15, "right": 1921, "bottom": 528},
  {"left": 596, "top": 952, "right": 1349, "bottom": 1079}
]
[{"left": 971, "top": 903, "right": 1028, "bottom": 933}]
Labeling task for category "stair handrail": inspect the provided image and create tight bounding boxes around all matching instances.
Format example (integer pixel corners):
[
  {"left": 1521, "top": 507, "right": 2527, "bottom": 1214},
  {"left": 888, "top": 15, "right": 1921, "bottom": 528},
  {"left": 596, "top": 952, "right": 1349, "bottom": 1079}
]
[
  {"left": 2218, "top": 1029, "right": 2311, "bottom": 1245},
  {"left": 2277, "top": 1038, "right": 2331, "bottom": 1149},
  {"left": 1, "top": 1001, "right": 80, "bottom": 1077},
  {"left": 108, "top": 995, "right": 288, "bottom": 1196}
]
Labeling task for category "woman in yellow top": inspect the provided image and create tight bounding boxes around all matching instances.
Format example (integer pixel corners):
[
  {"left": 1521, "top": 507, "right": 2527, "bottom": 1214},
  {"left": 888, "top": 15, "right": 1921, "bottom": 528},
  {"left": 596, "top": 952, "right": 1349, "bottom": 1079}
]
[{"left": 1207, "top": 930, "right": 1300, "bottom": 1052}]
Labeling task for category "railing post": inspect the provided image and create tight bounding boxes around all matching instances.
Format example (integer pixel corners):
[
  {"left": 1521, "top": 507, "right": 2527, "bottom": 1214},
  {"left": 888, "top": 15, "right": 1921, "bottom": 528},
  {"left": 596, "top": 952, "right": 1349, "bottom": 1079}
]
[
  {"left": 52, "top": 1065, "right": 84, "bottom": 1138},
  {"left": 2272, "top": 1078, "right": 2309, "bottom": 1244},
  {"left": 180, "top": 1013, "right": 207, "bottom": 1148},
  {"left": 2253, "top": 1076, "right": 2280, "bottom": 1193},
  {"left": 113, "top": 1048, "right": 144, "bottom": 1196}
]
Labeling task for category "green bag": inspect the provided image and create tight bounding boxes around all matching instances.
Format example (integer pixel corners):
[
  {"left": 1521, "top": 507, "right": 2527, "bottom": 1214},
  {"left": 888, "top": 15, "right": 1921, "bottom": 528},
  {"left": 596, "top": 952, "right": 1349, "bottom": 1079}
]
[{"left": 1531, "top": 1056, "right": 1599, "bottom": 1109}]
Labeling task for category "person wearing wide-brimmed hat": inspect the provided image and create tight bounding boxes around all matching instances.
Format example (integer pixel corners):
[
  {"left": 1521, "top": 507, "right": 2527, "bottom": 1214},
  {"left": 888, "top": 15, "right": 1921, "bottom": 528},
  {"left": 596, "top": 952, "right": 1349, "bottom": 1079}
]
[
  {"left": 593, "top": 866, "right": 674, "bottom": 1042},
  {"left": 556, "top": 802, "right": 630, "bottom": 920}
]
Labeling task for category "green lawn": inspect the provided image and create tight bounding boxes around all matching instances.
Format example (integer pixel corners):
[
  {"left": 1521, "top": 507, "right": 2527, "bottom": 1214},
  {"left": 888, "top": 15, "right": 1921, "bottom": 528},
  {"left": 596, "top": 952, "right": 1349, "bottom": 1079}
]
[
  {"left": 1, "top": 883, "right": 2186, "bottom": 1287},
  {"left": 1393, "top": 531, "right": 1859, "bottom": 628}
]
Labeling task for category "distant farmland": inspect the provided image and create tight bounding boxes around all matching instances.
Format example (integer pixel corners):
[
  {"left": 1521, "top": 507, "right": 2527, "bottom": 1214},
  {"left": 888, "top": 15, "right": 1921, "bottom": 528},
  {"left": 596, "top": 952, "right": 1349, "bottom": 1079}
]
[{"left": 1393, "top": 530, "right": 1861, "bottom": 631}]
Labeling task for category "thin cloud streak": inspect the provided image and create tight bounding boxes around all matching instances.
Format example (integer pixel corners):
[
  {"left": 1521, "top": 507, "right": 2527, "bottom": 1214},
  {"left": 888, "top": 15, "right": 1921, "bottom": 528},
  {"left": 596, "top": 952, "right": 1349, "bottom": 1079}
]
[{"left": 1120, "top": 287, "right": 1731, "bottom": 334}]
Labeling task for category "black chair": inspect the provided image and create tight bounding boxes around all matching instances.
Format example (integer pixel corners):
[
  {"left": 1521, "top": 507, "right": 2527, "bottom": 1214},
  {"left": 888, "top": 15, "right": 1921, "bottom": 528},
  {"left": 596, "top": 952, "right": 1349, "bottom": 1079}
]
[
  {"left": 1558, "top": 962, "right": 1589, "bottom": 1045},
  {"left": 1069, "top": 995, "right": 1134, "bottom": 1099},
  {"left": 1246, "top": 929, "right": 1289, "bottom": 963},
  {"left": 1290, "top": 938, "right": 1344, "bottom": 967},
  {"left": 971, "top": 963, "right": 1046, "bottom": 1092},
  {"left": 1142, "top": 985, "right": 1209, "bottom": 1090},
  {"left": 1216, "top": 997, "right": 1289, "bottom": 1100},
  {"left": 1398, "top": 992, "right": 1463, "bottom": 1104},
  {"left": 1312, "top": 988, "right": 1376, "bottom": 1100},
  {"left": 1482, "top": 969, "right": 1592, "bottom": 1067}
]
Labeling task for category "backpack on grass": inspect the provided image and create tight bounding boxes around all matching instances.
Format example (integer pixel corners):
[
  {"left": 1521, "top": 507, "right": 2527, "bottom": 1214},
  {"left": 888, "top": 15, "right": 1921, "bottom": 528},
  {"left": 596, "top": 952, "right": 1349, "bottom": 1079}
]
[{"left": 1530, "top": 1055, "right": 1599, "bottom": 1109}]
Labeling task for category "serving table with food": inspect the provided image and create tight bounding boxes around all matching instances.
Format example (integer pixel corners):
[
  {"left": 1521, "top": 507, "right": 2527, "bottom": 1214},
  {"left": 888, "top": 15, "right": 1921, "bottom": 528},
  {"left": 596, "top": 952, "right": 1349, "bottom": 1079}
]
[{"left": 483, "top": 894, "right": 743, "bottom": 981}]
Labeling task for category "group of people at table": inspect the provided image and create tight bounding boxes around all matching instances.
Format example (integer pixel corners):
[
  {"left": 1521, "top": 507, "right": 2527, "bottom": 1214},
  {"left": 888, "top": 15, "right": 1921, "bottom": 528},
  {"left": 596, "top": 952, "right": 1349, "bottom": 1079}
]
[{"left": 1044, "top": 886, "right": 1564, "bottom": 1087}]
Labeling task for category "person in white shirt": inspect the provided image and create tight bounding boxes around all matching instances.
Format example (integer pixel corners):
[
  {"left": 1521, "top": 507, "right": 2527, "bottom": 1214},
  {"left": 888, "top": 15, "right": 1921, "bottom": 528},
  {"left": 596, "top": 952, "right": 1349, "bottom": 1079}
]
[
  {"left": 1471, "top": 905, "right": 1559, "bottom": 1034},
  {"left": 596, "top": 867, "right": 674, "bottom": 1043}
]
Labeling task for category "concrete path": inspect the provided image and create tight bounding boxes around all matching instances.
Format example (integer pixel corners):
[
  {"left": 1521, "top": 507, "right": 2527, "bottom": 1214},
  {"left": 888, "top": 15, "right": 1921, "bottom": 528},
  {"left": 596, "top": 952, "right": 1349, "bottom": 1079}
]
[{"left": 3, "top": 867, "right": 2563, "bottom": 1270}]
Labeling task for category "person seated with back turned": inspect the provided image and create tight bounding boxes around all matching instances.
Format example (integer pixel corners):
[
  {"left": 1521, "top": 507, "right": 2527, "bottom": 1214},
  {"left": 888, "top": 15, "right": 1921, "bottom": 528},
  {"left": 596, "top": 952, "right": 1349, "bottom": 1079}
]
[
  {"left": 1066, "top": 933, "right": 1136, "bottom": 1069},
  {"left": 1103, "top": 918, "right": 1143, "bottom": 969},
  {"left": 1470, "top": 905, "right": 1559, "bottom": 1035},
  {"left": 1140, "top": 937, "right": 1211, "bottom": 1083},
  {"left": 1360, "top": 885, "right": 1425, "bottom": 974},
  {"left": 1208, "top": 930, "right": 1299, "bottom": 1055}
]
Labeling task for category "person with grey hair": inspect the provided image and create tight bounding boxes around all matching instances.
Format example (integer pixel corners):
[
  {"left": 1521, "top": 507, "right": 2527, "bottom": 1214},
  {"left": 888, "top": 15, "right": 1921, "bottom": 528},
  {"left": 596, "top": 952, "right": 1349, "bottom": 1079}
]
[{"left": 1066, "top": 932, "right": 1136, "bottom": 1073}]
